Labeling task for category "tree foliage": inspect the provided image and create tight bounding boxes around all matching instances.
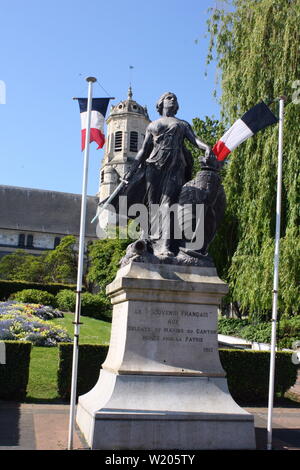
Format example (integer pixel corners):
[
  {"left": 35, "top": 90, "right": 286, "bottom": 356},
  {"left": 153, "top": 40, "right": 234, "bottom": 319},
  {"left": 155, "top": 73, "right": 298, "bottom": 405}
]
[
  {"left": 42, "top": 235, "right": 78, "bottom": 283},
  {"left": 0, "top": 250, "right": 46, "bottom": 282},
  {"left": 206, "top": 0, "right": 300, "bottom": 317},
  {"left": 86, "top": 236, "right": 130, "bottom": 292},
  {"left": 0, "top": 236, "right": 78, "bottom": 284},
  {"left": 185, "top": 116, "right": 225, "bottom": 176}
]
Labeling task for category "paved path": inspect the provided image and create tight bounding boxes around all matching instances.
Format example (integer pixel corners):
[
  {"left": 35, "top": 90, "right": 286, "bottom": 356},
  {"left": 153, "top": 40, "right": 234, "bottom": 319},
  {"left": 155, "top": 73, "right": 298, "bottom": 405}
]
[
  {"left": 0, "top": 403, "right": 87, "bottom": 450},
  {"left": 0, "top": 401, "right": 299, "bottom": 450},
  {"left": 246, "top": 406, "right": 300, "bottom": 450}
]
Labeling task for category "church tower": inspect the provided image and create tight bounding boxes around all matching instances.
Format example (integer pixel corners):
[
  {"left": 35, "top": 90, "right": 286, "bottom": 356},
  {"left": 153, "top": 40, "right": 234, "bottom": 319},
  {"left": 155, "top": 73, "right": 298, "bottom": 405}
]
[{"left": 98, "top": 87, "right": 150, "bottom": 201}]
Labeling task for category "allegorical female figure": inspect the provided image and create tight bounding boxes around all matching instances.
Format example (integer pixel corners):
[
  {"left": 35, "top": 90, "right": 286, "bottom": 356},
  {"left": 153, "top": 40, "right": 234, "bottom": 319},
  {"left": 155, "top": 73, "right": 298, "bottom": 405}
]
[{"left": 127, "top": 92, "right": 211, "bottom": 256}]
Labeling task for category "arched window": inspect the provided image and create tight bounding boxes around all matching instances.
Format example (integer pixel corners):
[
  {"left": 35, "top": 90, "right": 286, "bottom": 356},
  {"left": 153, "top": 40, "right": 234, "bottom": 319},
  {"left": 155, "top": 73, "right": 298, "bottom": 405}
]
[
  {"left": 130, "top": 131, "right": 138, "bottom": 152},
  {"left": 100, "top": 171, "right": 104, "bottom": 183},
  {"left": 114, "top": 131, "right": 122, "bottom": 152},
  {"left": 26, "top": 234, "right": 34, "bottom": 248},
  {"left": 18, "top": 234, "right": 25, "bottom": 247},
  {"left": 54, "top": 237, "right": 61, "bottom": 249}
]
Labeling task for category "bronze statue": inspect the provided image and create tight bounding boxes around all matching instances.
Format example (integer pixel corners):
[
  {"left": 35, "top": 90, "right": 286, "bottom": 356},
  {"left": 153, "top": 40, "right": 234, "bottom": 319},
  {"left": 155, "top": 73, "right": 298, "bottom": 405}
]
[
  {"left": 126, "top": 92, "right": 212, "bottom": 257},
  {"left": 106, "top": 92, "right": 226, "bottom": 266}
]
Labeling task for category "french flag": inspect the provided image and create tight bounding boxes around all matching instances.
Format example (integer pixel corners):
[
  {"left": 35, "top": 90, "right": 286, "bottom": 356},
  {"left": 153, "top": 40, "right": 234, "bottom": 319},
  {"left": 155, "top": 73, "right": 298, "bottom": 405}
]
[
  {"left": 78, "top": 98, "right": 110, "bottom": 151},
  {"left": 212, "top": 101, "right": 278, "bottom": 161}
]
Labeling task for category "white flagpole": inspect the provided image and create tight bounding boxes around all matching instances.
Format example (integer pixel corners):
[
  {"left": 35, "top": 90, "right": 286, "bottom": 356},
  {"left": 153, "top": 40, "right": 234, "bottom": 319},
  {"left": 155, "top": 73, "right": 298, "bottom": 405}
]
[
  {"left": 267, "top": 96, "right": 285, "bottom": 450},
  {"left": 68, "top": 76, "right": 97, "bottom": 450}
]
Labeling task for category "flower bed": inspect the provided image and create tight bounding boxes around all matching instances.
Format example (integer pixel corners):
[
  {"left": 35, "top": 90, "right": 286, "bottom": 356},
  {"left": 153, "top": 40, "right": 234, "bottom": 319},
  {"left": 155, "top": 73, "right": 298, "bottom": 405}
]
[{"left": 0, "top": 301, "right": 71, "bottom": 347}]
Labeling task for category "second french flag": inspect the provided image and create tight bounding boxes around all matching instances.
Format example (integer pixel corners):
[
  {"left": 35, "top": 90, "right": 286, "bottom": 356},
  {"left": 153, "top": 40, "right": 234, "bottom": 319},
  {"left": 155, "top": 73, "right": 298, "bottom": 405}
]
[{"left": 212, "top": 101, "right": 278, "bottom": 161}]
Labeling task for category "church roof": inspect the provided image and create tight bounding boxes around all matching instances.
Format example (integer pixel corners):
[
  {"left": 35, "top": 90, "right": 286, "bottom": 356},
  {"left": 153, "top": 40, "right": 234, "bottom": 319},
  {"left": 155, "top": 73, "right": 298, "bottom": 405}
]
[
  {"left": 0, "top": 185, "right": 98, "bottom": 238},
  {"left": 108, "top": 86, "right": 150, "bottom": 120}
]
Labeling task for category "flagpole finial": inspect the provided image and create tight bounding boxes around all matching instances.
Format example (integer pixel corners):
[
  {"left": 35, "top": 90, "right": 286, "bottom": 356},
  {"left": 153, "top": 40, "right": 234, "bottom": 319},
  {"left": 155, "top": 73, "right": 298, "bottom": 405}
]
[{"left": 85, "top": 76, "right": 97, "bottom": 83}]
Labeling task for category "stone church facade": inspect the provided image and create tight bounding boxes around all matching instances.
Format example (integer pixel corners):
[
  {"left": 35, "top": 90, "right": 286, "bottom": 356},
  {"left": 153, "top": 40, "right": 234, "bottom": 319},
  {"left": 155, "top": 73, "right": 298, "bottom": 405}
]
[{"left": 0, "top": 88, "right": 149, "bottom": 258}]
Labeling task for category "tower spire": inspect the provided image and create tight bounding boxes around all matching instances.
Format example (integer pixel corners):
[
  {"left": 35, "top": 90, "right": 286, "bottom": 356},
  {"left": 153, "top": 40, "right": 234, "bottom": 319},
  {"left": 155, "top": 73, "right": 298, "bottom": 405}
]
[{"left": 128, "top": 85, "right": 133, "bottom": 100}]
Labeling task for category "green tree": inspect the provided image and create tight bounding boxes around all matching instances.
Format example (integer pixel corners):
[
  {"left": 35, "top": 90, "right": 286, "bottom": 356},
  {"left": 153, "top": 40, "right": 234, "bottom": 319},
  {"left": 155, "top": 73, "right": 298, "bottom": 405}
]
[
  {"left": 186, "top": 116, "right": 225, "bottom": 177},
  {"left": 87, "top": 237, "right": 130, "bottom": 292},
  {"left": 206, "top": 0, "right": 300, "bottom": 318},
  {"left": 0, "top": 250, "right": 45, "bottom": 282},
  {"left": 43, "top": 235, "right": 78, "bottom": 283}
]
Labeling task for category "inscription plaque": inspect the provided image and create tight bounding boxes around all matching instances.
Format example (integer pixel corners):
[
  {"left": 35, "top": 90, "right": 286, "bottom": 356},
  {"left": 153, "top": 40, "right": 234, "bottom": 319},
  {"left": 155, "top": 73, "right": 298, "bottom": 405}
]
[
  {"left": 128, "top": 307, "right": 217, "bottom": 351},
  {"left": 103, "top": 300, "right": 225, "bottom": 377}
]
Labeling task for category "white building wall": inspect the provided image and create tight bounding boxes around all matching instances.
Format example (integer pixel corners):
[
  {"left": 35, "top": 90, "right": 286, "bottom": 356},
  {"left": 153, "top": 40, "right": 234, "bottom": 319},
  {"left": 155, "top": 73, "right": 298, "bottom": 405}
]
[
  {"left": 0, "top": 228, "right": 90, "bottom": 256},
  {"left": 0, "top": 229, "right": 62, "bottom": 250},
  {"left": 0, "top": 230, "right": 19, "bottom": 246}
]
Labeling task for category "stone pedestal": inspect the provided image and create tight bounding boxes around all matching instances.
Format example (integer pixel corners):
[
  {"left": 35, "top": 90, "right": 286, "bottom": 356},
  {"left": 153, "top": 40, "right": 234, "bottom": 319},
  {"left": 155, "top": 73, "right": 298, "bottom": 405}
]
[{"left": 76, "top": 262, "right": 256, "bottom": 449}]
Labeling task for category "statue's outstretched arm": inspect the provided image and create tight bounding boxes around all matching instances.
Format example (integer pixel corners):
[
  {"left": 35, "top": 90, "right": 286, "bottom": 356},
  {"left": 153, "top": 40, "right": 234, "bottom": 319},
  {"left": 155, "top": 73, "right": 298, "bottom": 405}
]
[{"left": 184, "top": 123, "right": 211, "bottom": 157}]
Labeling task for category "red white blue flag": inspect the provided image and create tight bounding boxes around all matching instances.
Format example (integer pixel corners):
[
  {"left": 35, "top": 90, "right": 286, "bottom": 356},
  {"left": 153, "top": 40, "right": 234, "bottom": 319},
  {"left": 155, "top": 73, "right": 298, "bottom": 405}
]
[
  {"left": 78, "top": 98, "right": 110, "bottom": 151},
  {"left": 212, "top": 101, "right": 278, "bottom": 161}
]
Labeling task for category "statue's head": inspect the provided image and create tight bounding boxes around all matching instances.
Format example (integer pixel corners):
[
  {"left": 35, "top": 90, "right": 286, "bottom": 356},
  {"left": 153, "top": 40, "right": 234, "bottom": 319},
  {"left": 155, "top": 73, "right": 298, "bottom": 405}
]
[{"left": 156, "top": 92, "right": 179, "bottom": 116}]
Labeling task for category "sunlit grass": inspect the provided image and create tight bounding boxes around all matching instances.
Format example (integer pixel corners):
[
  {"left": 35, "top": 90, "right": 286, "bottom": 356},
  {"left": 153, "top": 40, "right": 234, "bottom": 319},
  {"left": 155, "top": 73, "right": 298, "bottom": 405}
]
[
  {"left": 52, "top": 312, "right": 111, "bottom": 345},
  {"left": 26, "top": 313, "right": 111, "bottom": 402}
]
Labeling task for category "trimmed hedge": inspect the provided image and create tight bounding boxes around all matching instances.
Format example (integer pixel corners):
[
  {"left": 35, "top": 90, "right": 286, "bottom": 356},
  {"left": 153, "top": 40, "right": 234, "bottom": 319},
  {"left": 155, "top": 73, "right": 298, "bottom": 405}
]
[
  {"left": 57, "top": 343, "right": 108, "bottom": 399},
  {"left": 80, "top": 293, "right": 112, "bottom": 320},
  {"left": 55, "top": 289, "right": 76, "bottom": 312},
  {"left": 0, "top": 341, "right": 32, "bottom": 400},
  {"left": 57, "top": 345, "right": 298, "bottom": 403},
  {"left": 219, "top": 349, "right": 297, "bottom": 402},
  {"left": 56, "top": 290, "right": 112, "bottom": 321},
  {"left": 11, "top": 289, "right": 57, "bottom": 307},
  {"left": 0, "top": 280, "right": 76, "bottom": 301}
]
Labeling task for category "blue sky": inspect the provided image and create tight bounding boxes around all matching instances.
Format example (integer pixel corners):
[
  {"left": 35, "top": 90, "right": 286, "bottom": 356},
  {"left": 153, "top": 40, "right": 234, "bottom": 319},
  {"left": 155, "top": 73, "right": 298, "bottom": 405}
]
[{"left": 0, "top": 0, "right": 222, "bottom": 196}]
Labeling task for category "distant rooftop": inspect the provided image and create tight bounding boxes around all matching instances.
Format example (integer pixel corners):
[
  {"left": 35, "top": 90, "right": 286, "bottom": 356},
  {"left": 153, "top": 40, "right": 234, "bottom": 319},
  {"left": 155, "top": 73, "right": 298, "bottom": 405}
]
[{"left": 0, "top": 185, "right": 98, "bottom": 238}]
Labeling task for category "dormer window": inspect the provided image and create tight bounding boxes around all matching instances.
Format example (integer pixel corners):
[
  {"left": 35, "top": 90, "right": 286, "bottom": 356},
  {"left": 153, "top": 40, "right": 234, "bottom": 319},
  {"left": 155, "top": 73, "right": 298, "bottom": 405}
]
[
  {"left": 130, "top": 131, "right": 138, "bottom": 152},
  {"left": 114, "top": 131, "right": 122, "bottom": 152}
]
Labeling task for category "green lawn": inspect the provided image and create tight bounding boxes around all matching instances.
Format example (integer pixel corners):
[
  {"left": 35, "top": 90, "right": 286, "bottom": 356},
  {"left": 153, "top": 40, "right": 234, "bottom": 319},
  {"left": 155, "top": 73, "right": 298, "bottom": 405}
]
[
  {"left": 26, "top": 313, "right": 111, "bottom": 402},
  {"left": 52, "top": 312, "right": 112, "bottom": 345},
  {"left": 26, "top": 347, "right": 59, "bottom": 401}
]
